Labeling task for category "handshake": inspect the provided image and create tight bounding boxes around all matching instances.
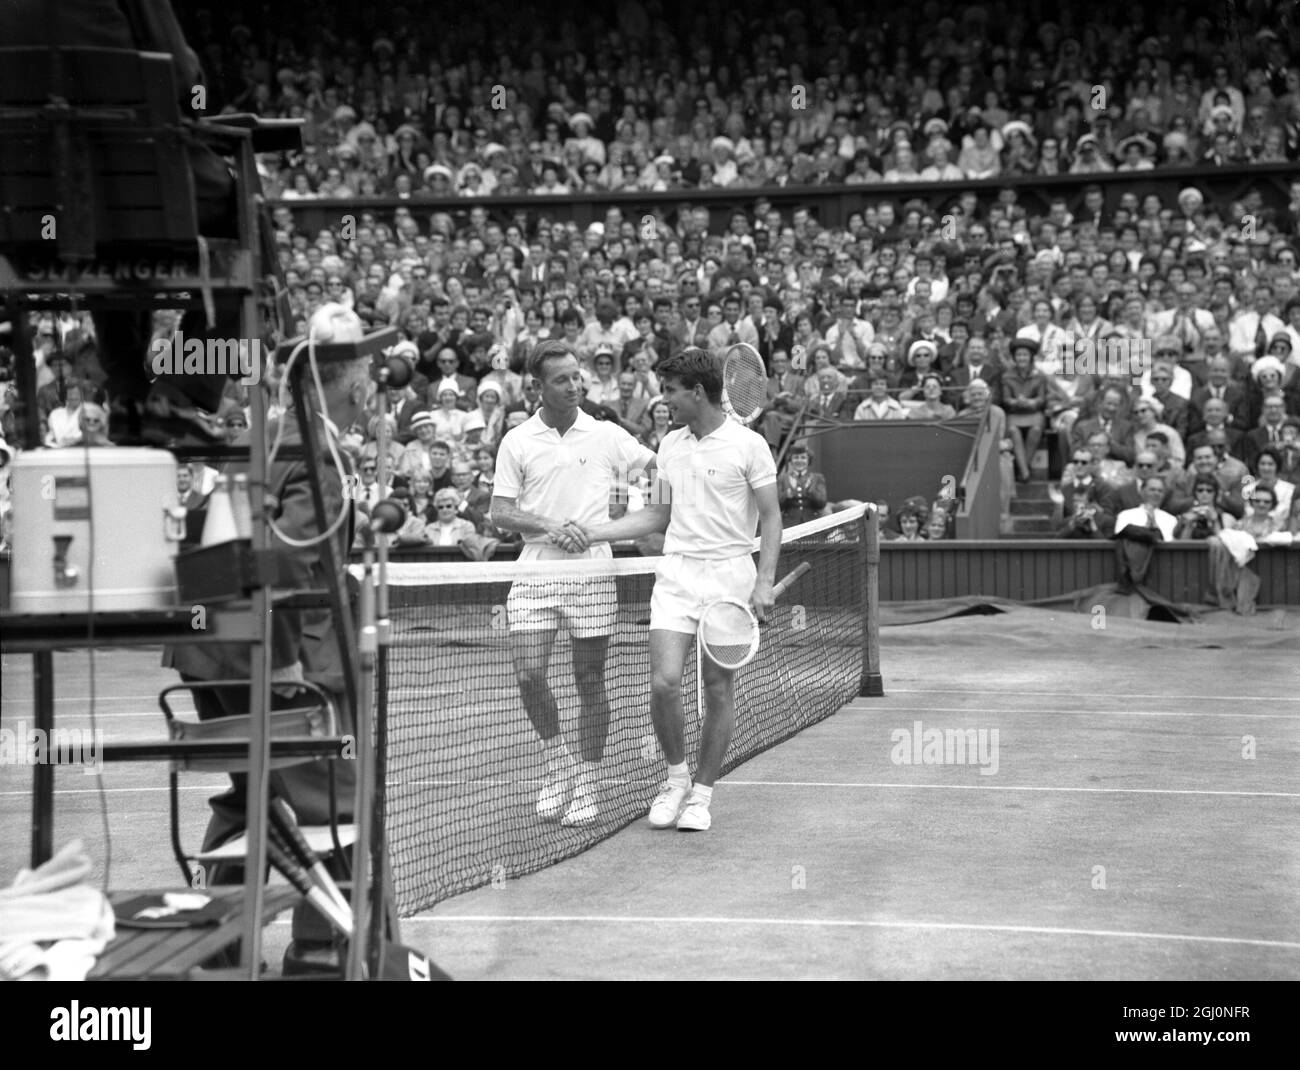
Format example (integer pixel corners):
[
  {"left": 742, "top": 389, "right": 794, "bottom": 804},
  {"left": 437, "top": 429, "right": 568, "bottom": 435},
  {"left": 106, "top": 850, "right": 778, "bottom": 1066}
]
[{"left": 548, "top": 519, "right": 594, "bottom": 553}]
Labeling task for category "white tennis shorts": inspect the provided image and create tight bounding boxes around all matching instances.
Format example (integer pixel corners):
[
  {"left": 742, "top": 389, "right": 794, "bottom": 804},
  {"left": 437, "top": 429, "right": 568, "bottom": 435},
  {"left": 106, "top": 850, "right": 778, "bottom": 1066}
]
[
  {"left": 507, "top": 544, "right": 617, "bottom": 637},
  {"left": 650, "top": 553, "right": 757, "bottom": 635}
]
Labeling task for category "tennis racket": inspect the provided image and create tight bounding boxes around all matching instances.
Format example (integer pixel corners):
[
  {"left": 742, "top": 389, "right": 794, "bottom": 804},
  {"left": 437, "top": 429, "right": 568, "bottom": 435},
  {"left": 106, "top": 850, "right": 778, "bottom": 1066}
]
[
  {"left": 721, "top": 343, "right": 768, "bottom": 426},
  {"left": 693, "top": 562, "right": 811, "bottom": 723}
]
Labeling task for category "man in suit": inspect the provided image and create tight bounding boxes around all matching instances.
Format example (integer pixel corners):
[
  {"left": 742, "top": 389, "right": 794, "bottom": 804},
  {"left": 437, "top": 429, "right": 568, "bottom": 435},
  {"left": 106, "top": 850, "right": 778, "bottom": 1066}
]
[
  {"left": 1143, "top": 361, "right": 1192, "bottom": 440},
  {"left": 1188, "top": 357, "right": 1250, "bottom": 433},
  {"left": 165, "top": 353, "right": 370, "bottom": 972},
  {"left": 1103, "top": 450, "right": 1181, "bottom": 514},
  {"left": 504, "top": 377, "right": 543, "bottom": 421},
  {"left": 1169, "top": 444, "right": 1246, "bottom": 519},
  {"left": 1071, "top": 386, "right": 1135, "bottom": 463},
  {"left": 809, "top": 367, "right": 854, "bottom": 420},
  {"left": 1058, "top": 447, "right": 1115, "bottom": 539},
  {"left": 1185, "top": 397, "right": 1246, "bottom": 458},
  {"left": 947, "top": 335, "right": 1004, "bottom": 407},
  {"left": 760, "top": 350, "right": 807, "bottom": 449},
  {"left": 427, "top": 346, "right": 478, "bottom": 408},
  {"left": 670, "top": 294, "right": 711, "bottom": 355},
  {"left": 706, "top": 291, "right": 760, "bottom": 361},
  {"left": 606, "top": 371, "right": 651, "bottom": 436},
  {"left": 388, "top": 383, "right": 425, "bottom": 445},
  {"left": 1243, "top": 394, "right": 1291, "bottom": 466}
]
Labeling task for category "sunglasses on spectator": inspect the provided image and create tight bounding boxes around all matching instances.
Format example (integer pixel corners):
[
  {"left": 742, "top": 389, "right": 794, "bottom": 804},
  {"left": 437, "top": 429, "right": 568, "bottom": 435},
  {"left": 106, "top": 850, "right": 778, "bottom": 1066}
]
[
  {"left": 1151, "top": 375, "right": 1171, "bottom": 381},
  {"left": 1195, "top": 486, "right": 1215, "bottom": 493},
  {"left": 362, "top": 464, "right": 377, "bottom": 472},
  {"left": 1071, "top": 456, "right": 1092, "bottom": 464},
  {"left": 1136, "top": 461, "right": 1156, "bottom": 468},
  {"left": 436, "top": 503, "right": 457, "bottom": 509}
]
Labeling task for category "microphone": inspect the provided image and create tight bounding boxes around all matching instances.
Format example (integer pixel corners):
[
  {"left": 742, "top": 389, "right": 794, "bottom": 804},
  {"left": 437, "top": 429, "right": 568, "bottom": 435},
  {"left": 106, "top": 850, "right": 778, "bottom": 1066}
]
[
  {"left": 373, "top": 353, "right": 414, "bottom": 389},
  {"left": 365, "top": 499, "right": 407, "bottom": 534}
]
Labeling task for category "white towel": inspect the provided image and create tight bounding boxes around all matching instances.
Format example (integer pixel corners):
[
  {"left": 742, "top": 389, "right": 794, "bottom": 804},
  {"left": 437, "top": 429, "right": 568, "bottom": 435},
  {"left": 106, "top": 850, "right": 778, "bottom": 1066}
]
[{"left": 1215, "top": 528, "right": 1257, "bottom": 567}]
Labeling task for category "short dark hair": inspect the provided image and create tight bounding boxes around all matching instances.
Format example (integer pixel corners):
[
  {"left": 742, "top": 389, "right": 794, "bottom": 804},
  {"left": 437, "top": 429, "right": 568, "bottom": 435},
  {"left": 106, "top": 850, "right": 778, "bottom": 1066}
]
[
  {"left": 656, "top": 348, "right": 723, "bottom": 405},
  {"left": 527, "top": 339, "right": 579, "bottom": 381}
]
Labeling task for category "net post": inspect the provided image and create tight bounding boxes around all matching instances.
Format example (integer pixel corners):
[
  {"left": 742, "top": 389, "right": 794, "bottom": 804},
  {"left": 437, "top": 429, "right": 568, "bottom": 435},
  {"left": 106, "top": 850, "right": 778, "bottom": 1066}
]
[{"left": 858, "top": 505, "right": 884, "bottom": 697}]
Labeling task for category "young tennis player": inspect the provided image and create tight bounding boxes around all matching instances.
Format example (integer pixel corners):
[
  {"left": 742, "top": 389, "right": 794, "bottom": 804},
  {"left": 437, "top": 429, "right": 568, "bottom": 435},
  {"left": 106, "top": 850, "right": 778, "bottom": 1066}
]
[{"left": 575, "top": 349, "right": 781, "bottom": 831}]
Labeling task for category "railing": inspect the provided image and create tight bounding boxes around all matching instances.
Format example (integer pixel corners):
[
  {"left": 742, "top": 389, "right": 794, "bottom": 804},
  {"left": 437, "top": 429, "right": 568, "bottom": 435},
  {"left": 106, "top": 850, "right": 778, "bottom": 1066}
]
[
  {"left": 878, "top": 540, "right": 1300, "bottom": 605},
  {"left": 272, "top": 162, "right": 1297, "bottom": 234},
  {"left": 954, "top": 405, "right": 1002, "bottom": 540}
]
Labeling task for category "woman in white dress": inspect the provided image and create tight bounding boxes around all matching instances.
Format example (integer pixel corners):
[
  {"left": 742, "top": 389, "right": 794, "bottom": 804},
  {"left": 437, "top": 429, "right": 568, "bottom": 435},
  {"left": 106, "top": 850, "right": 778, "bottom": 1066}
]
[{"left": 1016, "top": 299, "right": 1071, "bottom": 374}]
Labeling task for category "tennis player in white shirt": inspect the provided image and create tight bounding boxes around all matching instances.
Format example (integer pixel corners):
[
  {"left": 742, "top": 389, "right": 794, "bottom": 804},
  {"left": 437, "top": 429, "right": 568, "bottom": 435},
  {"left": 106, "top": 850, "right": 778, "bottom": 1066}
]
[
  {"left": 491, "top": 341, "right": 655, "bottom": 827},
  {"left": 575, "top": 349, "right": 782, "bottom": 831}
]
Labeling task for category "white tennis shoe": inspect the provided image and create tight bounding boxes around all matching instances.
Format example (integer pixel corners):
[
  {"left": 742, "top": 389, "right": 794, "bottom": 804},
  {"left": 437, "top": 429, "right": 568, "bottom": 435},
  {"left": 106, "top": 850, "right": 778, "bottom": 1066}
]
[
  {"left": 675, "top": 792, "right": 712, "bottom": 832},
  {"left": 561, "top": 785, "right": 599, "bottom": 827},
  {"left": 648, "top": 782, "right": 691, "bottom": 828},
  {"left": 536, "top": 771, "right": 572, "bottom": 821}
]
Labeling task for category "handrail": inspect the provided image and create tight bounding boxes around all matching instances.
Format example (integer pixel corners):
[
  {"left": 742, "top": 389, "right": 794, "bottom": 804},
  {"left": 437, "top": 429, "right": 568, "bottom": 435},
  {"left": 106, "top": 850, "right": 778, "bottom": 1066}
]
[{"left": 270, "top": 161, "right": 1297, "bottom": 232}]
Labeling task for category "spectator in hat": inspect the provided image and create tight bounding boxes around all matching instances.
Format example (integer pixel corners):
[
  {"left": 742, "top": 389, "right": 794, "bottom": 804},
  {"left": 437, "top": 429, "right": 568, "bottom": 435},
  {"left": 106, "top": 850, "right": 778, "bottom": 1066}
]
[
  {"left": 586, "top": 347, "right": 621, "bottom": 405},
  {"left": 1070, "top": 134, "right": 1113, "bottom": 174},
  {"left": 565, "top": 113, "right": 605, "bottom": 166},
  {"left": 920, "top": 138, "right": 964, "bottom": 182},
  {"left": 464, "top": 384, "right": 506, "bottom": 453},
  {"left": 1115, "top": 134, "right": 1157, "bottom": 171},
  {"left": 429, "top": 377, "right": 473, "bottom": 455},
  {"left": 1002, "top": 338, "right": 1049, "bottom": 481},
  {"left": 1129, "top": 395, "right": 1186, "bottom": 468},
  {"left": 778, "top": 445, "right": 829, "bottom": 526}
]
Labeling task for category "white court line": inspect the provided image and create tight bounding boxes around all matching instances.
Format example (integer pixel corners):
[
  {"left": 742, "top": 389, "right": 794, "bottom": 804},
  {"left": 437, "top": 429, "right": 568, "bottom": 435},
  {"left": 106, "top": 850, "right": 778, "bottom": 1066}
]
[
  {"left": 723, "top": 781, "right": 1300, "bottom": 799},
  {"left": 405, "top": 914, "right": 1300, "bottom": 952},
  {"left": 7, "top": 781, "right": 1294, "bottom": 800},
  {"left": 885, "top": 689, "right": 1300, "bottom": 703},
  {"left": 0, "top": 785, "right": 221, "bottom": 797},
  {"left": 849, "top": 706, "right": 1300, "bottom": 720}
]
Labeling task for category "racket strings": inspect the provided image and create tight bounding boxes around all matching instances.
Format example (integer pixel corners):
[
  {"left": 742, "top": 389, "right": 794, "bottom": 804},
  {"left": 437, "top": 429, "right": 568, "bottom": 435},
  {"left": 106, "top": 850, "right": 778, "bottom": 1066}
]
[
  {"left": 699, "top": 601, "right": 760, "bottom": 669},
  {"left": 724, "top": 346, "right": 768, "bottom": 422}
]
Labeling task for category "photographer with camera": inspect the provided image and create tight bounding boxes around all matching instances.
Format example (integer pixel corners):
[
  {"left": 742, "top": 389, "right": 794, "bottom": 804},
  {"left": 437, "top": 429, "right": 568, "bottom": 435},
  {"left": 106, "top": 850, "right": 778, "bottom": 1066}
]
[{"left": 1174, "top": 478, "right": 1227, "bottom": 540}]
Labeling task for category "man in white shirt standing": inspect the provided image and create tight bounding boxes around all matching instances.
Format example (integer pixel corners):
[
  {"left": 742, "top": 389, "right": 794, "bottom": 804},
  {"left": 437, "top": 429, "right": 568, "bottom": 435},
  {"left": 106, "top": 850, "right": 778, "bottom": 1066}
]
[
  {"left": 575, "top": 349, "right": 782, "bottom": 832},
  {"left": 491, "top": 341, "right": 656, "bottom": 827}
]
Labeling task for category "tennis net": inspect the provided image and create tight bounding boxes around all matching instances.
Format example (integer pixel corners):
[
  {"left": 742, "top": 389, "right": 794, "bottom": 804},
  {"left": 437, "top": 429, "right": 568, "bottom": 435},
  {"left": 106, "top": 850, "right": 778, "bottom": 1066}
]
[{"left": 363, "top": 503, "right": 878, "bottom": 914}]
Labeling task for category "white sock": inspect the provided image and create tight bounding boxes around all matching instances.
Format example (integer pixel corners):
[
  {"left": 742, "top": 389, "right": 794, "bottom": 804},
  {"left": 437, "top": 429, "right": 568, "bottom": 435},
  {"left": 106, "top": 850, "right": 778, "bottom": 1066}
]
[
  {"left": 666, "top": 761, "right": 691, "bottom": 790},
  {"left": 544, "top": 738, "right": 572, "bottom": 770},
  {"left": 690, "top": 784, "right": 713, "bottom": 805}
]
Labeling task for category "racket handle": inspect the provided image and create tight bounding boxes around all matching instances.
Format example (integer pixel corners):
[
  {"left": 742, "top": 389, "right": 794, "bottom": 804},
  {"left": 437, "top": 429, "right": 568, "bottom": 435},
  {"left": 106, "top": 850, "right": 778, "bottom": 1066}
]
[{"left": 772, "top": 562, "right": 811, "bottom": 600}]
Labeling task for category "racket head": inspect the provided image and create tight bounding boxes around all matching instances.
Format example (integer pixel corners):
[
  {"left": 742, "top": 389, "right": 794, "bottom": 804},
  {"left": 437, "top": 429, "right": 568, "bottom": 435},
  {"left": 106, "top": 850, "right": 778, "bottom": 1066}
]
[
  {"left": 697, "top": 597, "right": 761, "bottom": 670},
  {"left": 722, "top": 343, "right": 768, "bottom": 426}
]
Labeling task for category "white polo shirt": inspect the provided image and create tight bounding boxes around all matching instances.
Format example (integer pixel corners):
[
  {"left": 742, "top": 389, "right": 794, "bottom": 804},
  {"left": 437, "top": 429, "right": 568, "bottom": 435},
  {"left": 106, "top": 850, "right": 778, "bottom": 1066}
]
[
  {"left": 495, "top": 408, "right": 654, "bottom": 555},
  {"left": 657, "top": 418, "right": 777, "bottom": 558}
]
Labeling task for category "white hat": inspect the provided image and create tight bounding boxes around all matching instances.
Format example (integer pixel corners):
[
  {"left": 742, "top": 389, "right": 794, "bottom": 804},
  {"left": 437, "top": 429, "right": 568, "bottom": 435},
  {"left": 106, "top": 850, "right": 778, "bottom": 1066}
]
[
  {"left": 653, "top": 153, "right": 674, "bottom": 166},
  {"left": 907, "top": 339, "right": 938, "bottom": 365},
  {"left": 483, "top": 142, "right": 508, "bottom": 158},
  {"left": 1251, "top": 355, "right": 1287, "bottom": 381},
  {"left": 710, "top": 136, "right": 735, "bottom": 154},
  {"left": 923, "top": 117, "right": 949, "bottom": 137},
  {"left": 424, "top": 163, "right": 454, "bottom": 182},
  {"left": 568, "top": 112, "right": 595, "bottom": 130},
  {"left": 1001, "top": 120, "right": 1035, "bottom": 143},
  {"left": 435, "top": 377, "right": 463, "bottom": 397},
  {"left": 410, "top": 411, "right": 435, "bottom": 430},
  {"left": 1178, "top": 187, "right": 1204, "bottom": 206}
]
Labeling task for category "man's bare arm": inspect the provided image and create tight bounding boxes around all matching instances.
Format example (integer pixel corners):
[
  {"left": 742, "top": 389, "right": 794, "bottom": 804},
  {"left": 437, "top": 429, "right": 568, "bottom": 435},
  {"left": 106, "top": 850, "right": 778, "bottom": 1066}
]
[
  {"left": 491, "top": 496, "right": 589, "bottom": 550},
  {"left": 582, "top": 504, "right": 672, "bottom": 544}
]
